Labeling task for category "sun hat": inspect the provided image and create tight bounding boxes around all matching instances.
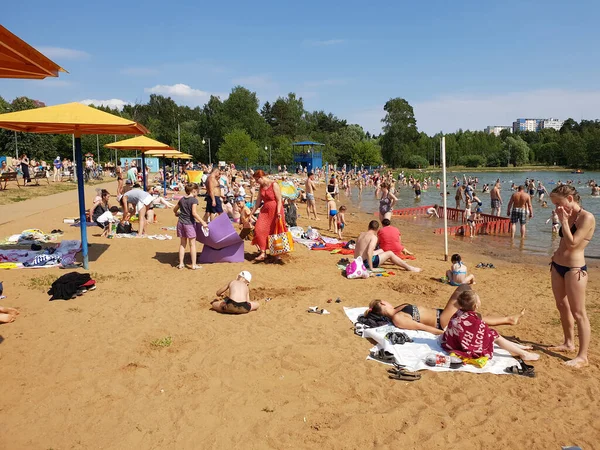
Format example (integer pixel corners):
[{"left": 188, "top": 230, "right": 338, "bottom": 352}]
[{"left": 238, "top": 270, "right": 252, "bottom": 283}]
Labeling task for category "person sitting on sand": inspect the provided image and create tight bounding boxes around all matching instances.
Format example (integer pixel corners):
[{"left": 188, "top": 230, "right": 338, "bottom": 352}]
[
  {"left": 442, "top": 290, "right": 539, "bottom": 361},
  {"left": 0, "top": 305, "right": 19, "bottom": 323},
  {"left": 427, "top": 205, "right": 439, "bottom": 218},
  {"left": 354, "top": 220, "right": 421, "bottom": 272},
  {"left": 210, "top": 271, "right": 259, "bottom": 314},
  {"left": 446, "top": 254, "right": 475, "bottom": 286},
  {"left": 364, "top": 285, "right": 525, "bottom": 335},
  {"left": 377, "top": 219, "right": 414, "bottom": 257}
]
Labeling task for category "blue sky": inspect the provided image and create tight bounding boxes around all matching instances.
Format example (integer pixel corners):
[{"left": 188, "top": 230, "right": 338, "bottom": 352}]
[{"left": 2, "top": 0, "right": 600, "bottom": 134}]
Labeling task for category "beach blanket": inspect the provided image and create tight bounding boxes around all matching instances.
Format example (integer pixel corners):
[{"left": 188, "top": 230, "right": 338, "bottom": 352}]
[
  {"left": 344, "top": 307, "right": 518, "bottom": 374},
  {"left": 0, "top": 240, "right": 81, "bottom": 269}
]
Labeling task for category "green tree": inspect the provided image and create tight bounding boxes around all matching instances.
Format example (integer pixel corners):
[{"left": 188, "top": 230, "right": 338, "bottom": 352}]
[
  {"left": 380, "top": 98, "right": 418, "bottom": 167},
  {"left": 505, "top": 136, "right": 530, "bottom": 166},
  {"left": 351, "top": 141, "right": 382, "bottom": 167},
  {"left": 217, "top": 129, "right": 259, "bottom": 166},
  {"left": 222, "top": 86, "right": 269, "bottom": 142},
  {"left": 269, "top": 93, "right": 306, "bottom": 138}
]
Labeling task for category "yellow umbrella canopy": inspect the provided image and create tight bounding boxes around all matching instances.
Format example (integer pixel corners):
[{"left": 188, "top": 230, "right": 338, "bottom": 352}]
[
  {"left": 105, "top": 135, "right": 175, "bottom": 151},
  {"left": 171, "top": 153, "right": 192, "bottom": 160},
  {"left": 0, "top": 102, "right": 147, "bottom": 270},
  {"left": 140, "top": 149, "right": 181, "bottom": 157},
  {"left": 0, "top": 102, "right": 148, "bottom": 135},
  {"left": 0, "top": 25, "right": 67, "bottom": 79}
]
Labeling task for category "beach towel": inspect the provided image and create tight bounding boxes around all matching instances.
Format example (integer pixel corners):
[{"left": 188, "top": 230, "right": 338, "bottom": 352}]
[{"left": 344, "top": 307, "right": 518, "bottom": 374}]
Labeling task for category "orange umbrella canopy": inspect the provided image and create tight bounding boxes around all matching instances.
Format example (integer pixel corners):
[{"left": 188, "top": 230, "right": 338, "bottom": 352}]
[
  {"left": 0, "top": 25, "right": 67, "bottom": 79},
  {"left": 0, "top": 102, "right": 148, "bottom": 135},
  {"left": 105, "top": 135, "right": 175, "bottom": 151}
]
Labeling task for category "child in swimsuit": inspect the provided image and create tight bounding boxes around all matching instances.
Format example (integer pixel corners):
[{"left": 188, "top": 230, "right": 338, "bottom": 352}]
[
  {"left": 327, "top": 193, "right": 338, "bottom": 234},
  {"left": 210, "top": 271, "right": 259, "bottom": 314},
  {"left": 337, "top": 205, "right": 347, "bottom": 240},
  {"left": 546, "top": 210, "right": 560, "bottom": 234},
  {"left": 446, "top": 254, "right": 475, "bottom": 286}
]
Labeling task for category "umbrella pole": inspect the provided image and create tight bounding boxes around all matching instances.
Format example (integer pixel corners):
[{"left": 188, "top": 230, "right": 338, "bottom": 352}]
[
  {"left": 74, "top": 133, "right": 89, "bottom": 270},
  {"left": 141, "top": 152, "right": 147, "bottom": 191},
  {"left": 163, "top": 158, "right": 167, "bottom": 196}
]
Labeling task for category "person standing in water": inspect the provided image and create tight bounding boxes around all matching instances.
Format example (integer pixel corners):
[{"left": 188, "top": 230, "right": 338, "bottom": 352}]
[
  {"left": 549, "top": 185, "right": 596, "bottom": 368},
  {"left": 506, "top": 186, "right": 533, "bottom": 238},
  {"left": 490, "top": 182, "right": 502, "bottom": 216}
]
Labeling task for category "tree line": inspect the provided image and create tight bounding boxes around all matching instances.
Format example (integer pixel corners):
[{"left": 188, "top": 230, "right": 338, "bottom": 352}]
[{"left": 1, "top": 92, "right": 599, "bottom": 170}]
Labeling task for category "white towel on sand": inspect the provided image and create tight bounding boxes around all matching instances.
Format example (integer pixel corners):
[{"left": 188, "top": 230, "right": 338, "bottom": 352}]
[{"left": 344, "top": 306, "right": 519, "bottom": 374}]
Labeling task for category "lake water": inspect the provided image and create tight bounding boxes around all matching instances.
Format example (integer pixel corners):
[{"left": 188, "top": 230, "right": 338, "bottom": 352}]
[{"left": 344, "top": 170, "right": 600, "bottom": 260}]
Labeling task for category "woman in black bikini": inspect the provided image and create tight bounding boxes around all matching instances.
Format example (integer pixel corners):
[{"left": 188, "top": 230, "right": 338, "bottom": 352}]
[
  {"left": 365, "top": 285, "right": 525, "bottom": 335},
  {"left": 549, "top": 185, "right": 596, "bottom": 368}
]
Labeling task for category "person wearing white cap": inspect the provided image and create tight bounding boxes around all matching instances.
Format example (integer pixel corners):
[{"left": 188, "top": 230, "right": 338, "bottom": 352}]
[{"left": 210, "top": 271, "right": 259, "bottom": 314}]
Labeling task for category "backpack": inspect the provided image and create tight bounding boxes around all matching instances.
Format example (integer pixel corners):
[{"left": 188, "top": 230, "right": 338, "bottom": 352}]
[{"left": 116, "top": 222, "right": 133, "bottom": 234}]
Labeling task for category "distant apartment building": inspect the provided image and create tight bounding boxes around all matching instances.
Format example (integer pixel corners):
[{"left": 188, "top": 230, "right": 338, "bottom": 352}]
[
  {"left": 485, "top": 125, "right": 512, "bottom": 136},
  {"left": 512, "top": 118, "right": 564, "bottom": 133},
  {"left": 540, "top": 118, "right": 565, "bottom": 131}
]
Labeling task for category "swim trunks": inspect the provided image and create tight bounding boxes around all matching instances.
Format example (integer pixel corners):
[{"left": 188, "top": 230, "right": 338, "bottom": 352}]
[
  {"left": 372, "top": 255, "right": 380, "bottom": 268},
  {"left": 221, "top": 297, "right": 251, "bottom": 314},
  {"left": 306, "top": 193, "right": 315, "bottom": 201},
  {"left": 510, "top": 207, "right": 527, "bottom": 225},
  {"left": 329, "top": 210, "right": 337, "bottom": 216},
  {"left": 491, "top": 198, "right": 500, "bottom": 209},
  {"left": 205, "top": 196, "right": 223, "bottom": 214},
  {"left": 415, "top": 190, "right": 421, "bottom": 196}
]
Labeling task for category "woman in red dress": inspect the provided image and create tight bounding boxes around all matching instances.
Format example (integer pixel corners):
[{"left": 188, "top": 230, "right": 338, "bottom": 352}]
[{"left": 250, "top": 170, "right": 284, "bottom": 261}]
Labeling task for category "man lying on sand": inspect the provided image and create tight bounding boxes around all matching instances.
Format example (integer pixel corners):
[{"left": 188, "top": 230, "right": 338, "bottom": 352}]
[
  {"left": 354, "top": 220, "right": 421, "bottom": 272},
  {"left": 210, "top": 271, "right": 259, "bottom": 314},
  {"left": 0, "top": 306, "right": 19, "bottom": 323}
]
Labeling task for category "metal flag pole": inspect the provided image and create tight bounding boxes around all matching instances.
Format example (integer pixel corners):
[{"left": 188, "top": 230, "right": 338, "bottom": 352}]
[
  {"left": 441, "top": 136, "right": 449, "bottom": 261},
  {"left": 14, "top": 131, "right": 17, "bottom": 159},
  {"left": 74, "top": 132, "right": 89, "bottom": 269},
  {"left": 72, "top": 134, "right": 76, "bottom": 180}
]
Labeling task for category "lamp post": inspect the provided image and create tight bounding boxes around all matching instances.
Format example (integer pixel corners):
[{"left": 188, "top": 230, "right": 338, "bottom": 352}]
[
  {"left": 202, "top": 138, "right": 211, "bottom": 166},
  {"left": 265, "top": 145, "right": 271, "bottom": 173}
]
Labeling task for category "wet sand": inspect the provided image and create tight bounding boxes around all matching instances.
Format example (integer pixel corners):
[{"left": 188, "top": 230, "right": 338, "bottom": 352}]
[{"left": 0, "top": 180, "right": 599, "bottom": 449}]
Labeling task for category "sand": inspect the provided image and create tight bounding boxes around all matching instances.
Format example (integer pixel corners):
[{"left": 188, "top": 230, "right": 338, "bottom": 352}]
[{"left": 0, "top": 180, "right": 599, "bottom": 449}]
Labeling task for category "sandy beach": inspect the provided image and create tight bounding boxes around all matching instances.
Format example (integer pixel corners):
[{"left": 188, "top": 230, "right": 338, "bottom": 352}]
[{"left": 0, "top": 180, "right": 599, "bottom": 449}]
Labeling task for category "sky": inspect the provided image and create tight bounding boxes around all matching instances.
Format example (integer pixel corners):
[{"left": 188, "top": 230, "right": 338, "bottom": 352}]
[{"left": 2, "top": 0, "right": 600, "bottom": 135}]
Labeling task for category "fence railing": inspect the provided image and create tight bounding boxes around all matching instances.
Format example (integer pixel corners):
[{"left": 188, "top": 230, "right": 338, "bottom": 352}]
[{"left": 387, "top": 205, "right": 511, "bottom": 237}]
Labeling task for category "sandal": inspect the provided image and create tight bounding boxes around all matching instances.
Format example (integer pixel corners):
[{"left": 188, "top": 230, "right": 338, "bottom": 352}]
[
  {"left": 504, "top": 359, "right": 536, "bottom": 378},
  {"left": 191, "top": 265, "right": 201, "bottom": 270},
  {"left": 177, "top": 264, "right": 185, "bottom": 270},
  {"left": 254, "top": 254, "right": 266, "bottom": 262},
  {"left": 388, "top": 369, "right": 421, "bottom": 381},
  {"left": 369, "top": 349, "right": 396, "bottom": 364}
]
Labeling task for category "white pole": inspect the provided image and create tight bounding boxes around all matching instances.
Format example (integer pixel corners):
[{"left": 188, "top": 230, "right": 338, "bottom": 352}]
[
  {"left": 96, "top": 135, "right": 100, "bottom": 163},
  {"left": 178, "top": 123, "right": 181, "bottom": 151},
  {"left": 441, "top": 136, "right": 449, "bottom": 261},
  {"left": 14, "top": 131, "right": 18, "bottom": 160}
]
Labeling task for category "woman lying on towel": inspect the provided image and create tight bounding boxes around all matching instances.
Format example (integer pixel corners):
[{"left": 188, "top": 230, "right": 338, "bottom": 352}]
[
  {"left": 442, "top": 289, "right": 539, "bottom": 361},
  {"left": 366, "top": 285, "right": 525, "bottom": 336}
]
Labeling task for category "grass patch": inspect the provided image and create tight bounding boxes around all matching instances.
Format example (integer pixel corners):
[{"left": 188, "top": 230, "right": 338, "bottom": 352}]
[
  {"left": 90, "top": 272, "right": 133, "bottom": 283},
  {"left": 0, "top": 179, "right": 109, "bottom": 206},
  {"left": 150, "top": 336, "right": 172, "bottom": 348},
  {"left": 26, "top": 274, "right": 59, "bottom": 292}
]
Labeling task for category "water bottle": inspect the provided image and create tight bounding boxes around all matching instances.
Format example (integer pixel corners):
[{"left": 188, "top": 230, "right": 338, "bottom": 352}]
[{"left": 425, "top": 353, "right": 463, "bottom": 369}]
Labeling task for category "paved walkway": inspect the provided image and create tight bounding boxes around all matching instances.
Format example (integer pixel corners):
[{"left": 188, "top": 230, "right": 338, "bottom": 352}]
[{"left": 0, "top": 180, "right": 117, "bottom": 226}]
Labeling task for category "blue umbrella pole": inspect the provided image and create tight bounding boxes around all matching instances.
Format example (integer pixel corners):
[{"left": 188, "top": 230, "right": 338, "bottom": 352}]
[
  {"left": 141, "top": 152, "right": 147, "bottom": 191},
  {"left": 163, "top": 158, "right": 167, "bottom": 196},
  {"left": 74, "top": 135, "right": 89, "bottom": 270}
]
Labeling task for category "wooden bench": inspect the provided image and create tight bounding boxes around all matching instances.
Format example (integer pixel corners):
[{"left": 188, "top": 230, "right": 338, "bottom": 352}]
[
  {"left": 31, "top": 170, "right": 50, "bottom": 186},
  {"left": 0, "top": 172, "right": 21, "bottom": 190}
]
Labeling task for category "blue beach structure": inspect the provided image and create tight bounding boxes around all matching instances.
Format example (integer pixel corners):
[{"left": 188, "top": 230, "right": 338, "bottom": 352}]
[{"left": 292, "top": 141, "right": 324, "bottom": 171}]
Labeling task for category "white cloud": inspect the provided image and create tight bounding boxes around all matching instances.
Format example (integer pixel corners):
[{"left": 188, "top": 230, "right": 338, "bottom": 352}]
[
  {"left": 303, "top": 39, "right": 345, "bottom": 46},
  {"left": 80, "top": 99, "right": 129, "bottom": 110},
  {"left": 145, "top": 83, "right": 210, "bottom": 100},
  {"left": 121, "top": 67, "right": 160, "bottom": 76},
  {"left": 413, "top": 89, "right": 600, "bottom": 135},
  {"left": 348, "top": 89, "right": 600, "bottom": 136},
  {"left": 36, "top": 46, "right": 90, "bottom": 60}
]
